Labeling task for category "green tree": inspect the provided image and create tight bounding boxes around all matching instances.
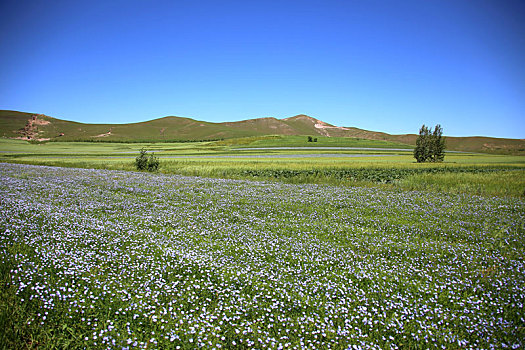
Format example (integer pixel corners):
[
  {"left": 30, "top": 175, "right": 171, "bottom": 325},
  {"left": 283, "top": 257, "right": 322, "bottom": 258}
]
[
  {"left": 430, "top": 124, "right": 445, "bottom": 162},
  {"left": 414, "top": 124, "right": 445, "bottom": 163},
  {"left": 414, "top": 125, "right": 431, "bottom": 163}
]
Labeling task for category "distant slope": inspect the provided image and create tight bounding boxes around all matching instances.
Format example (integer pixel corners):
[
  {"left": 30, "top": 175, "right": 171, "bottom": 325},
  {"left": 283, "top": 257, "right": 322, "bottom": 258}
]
[
  {"left": 0, "top": 110, "right": 35, "bottom": 138},
  {"left": 0, "top": 110, "right": 523, "bottom": 155}
]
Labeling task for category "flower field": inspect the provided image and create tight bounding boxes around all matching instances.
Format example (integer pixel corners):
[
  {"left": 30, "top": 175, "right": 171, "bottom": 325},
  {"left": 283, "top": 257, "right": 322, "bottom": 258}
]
[{"left": 1, "top": 163, "right": 524, "bottom": 349}]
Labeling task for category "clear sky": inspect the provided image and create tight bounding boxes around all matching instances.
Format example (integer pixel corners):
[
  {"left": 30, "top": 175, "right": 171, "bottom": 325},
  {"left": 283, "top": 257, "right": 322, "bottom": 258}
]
[{"left": 1, "top": 0, "right": 524, "bottom": 138}]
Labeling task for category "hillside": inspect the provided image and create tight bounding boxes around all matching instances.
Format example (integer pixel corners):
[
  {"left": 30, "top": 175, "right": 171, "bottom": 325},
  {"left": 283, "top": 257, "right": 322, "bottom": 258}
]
[{"left": 0, "top": 110, "right": 523, "bottom": 155}]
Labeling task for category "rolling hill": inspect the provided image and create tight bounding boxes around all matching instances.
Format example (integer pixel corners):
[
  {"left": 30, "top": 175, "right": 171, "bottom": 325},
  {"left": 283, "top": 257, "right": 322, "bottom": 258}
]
[{"left": 1, "top": 110, "right": 524, "bottom": 155}]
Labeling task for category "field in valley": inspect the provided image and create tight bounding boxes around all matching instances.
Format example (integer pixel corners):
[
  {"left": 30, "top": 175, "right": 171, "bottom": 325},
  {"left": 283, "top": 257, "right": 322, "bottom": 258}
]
[
  {"left": 1, "top": 137, "right": 525, "bottom": 349},
  {"left": 1, "top": 137, "right": 524, "bottom": 197}
]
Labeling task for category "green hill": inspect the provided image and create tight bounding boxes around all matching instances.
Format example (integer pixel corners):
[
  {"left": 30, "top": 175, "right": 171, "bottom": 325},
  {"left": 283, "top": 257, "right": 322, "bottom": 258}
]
[{"left": 0, "top": 110, "right": 523, "bottom": 154}]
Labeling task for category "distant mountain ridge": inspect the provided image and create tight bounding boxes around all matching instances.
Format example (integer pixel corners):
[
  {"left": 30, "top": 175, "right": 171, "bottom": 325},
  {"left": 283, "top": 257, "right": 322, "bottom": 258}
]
[{"left": 1, "top": 110, "right": 524, "bottom": 155}]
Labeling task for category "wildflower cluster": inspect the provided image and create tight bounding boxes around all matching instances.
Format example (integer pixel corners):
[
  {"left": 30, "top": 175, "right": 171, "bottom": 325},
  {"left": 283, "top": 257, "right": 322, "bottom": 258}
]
[{"left": 1, "top": 163, "right": 524, "bottom": 349}]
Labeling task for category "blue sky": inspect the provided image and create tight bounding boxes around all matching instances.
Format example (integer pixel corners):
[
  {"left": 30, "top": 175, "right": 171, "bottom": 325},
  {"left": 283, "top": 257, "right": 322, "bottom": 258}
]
[{"left": 1, "top": 0, "right": 524, "bottom": 138}]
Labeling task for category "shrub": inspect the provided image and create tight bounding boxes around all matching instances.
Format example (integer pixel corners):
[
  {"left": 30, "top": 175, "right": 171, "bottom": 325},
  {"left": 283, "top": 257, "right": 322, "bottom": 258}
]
[{"left": 135, "top": 149, "right": 159, "bottom": 172}]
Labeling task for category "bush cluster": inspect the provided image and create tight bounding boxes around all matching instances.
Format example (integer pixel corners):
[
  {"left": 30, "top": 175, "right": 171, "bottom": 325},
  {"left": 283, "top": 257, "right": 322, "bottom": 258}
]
[{"left": 135, "top": 149, "right": 159, "bottom": 172}]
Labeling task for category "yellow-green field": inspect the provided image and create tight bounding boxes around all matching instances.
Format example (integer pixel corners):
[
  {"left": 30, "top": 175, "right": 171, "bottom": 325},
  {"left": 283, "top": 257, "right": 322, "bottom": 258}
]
[{"left": 1, "top": 138, "right": 524, "bottom": 197}]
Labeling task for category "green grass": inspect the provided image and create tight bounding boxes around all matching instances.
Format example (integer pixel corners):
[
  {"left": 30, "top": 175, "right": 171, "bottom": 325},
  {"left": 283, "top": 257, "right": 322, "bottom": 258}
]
[
  {"left": 1, "top": 138, "right": 525, "bottom": 197},
  {"left": 397, "top": 170, "right": 525, "bottom": 197},
  {"left": 213, "top": 135, "right": 413, "bottom": 148}
]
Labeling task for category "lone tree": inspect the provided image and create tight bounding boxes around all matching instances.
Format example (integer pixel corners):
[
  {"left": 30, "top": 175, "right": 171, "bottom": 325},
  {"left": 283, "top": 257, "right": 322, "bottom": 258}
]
[
  {"left": 135, "top": 148, "right": 159, "bottom": 172},
  {"left": 414, "top": 124, "right": 445, "bottom": 163}
]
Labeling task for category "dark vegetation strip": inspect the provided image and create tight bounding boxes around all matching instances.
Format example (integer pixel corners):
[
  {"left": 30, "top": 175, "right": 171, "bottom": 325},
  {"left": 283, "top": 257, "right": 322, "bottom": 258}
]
[{"left": 239, "top": 167, "right": 522, "bottom": 183}]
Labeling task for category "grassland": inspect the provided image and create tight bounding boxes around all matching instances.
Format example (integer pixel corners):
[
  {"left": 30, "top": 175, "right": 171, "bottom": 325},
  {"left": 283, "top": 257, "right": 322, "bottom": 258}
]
[
  {"left": 1, "top": 163, "right": 524, "bottom": 349},
  {"left": 1, "top": 137, "right": 524, "bottom": 197},
  {"left": 213, "top": 135, "right": 413, "bottom": 148},
  {"left": 1, "top": 134, "right": 525, "bottom": 349}
]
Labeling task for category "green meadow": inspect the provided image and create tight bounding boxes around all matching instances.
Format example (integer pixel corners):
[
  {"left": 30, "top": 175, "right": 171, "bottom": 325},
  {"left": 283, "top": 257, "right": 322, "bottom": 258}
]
[
  {"left": 1, "top": 137, "right": 524, "bottom": 197},
  {"left": 1, "top": 135, "right": 525, "bottom": 348}
]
